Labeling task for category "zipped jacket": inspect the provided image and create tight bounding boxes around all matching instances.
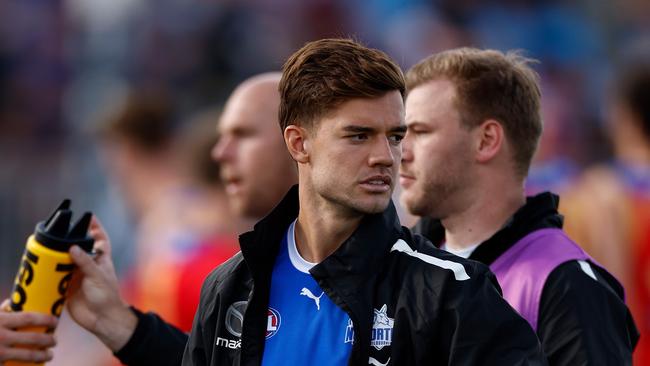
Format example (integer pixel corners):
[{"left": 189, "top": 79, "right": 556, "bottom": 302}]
[{"left": 182, "top": 186, "right": 546, "bottom": 365}]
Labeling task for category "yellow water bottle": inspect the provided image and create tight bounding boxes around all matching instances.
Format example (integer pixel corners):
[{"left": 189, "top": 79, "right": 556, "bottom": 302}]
[{"left": 7, "top": 199, "right": 93, "bottom": 366}]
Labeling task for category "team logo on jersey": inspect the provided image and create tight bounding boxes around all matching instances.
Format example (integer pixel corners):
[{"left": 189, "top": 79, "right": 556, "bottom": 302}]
[
  {"left": 344, "top": 304, "right": 394, "bottom": 350},
  {"left": 345, "top": 319, "right": 355, "bottom": 344},
  {"left": 371, "top": 305, "right": 393, "bottom": 350},
  {"left": 266, "top": 307, "right": 281, "bottom": 339},
  {"left": 225, "top": 301, "right": 248, "bottom": 337}
]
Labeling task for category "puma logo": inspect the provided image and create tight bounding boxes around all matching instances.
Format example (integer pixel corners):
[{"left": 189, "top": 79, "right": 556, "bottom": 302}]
[
  {"left": 300, "top": 287, "right": 324, "bottom": 310},
  {"left": 368, "top": 356, "right": 390, "bottom": 366}
]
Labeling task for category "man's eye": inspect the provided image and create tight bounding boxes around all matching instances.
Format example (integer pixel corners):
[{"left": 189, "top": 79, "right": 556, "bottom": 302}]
[
  {"left": 389, "top": 134, "right": 404, "bottom": 143},
  {"left": 349, "top": 134, "right": 368, "bottom": 141}
]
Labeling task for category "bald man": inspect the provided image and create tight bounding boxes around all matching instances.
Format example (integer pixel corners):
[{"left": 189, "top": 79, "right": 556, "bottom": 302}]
[
  {"left": 213, "top": 73, "right": 297, "bottom": 219},
  {"left": 1, "top": 73, "right": 297, "bottom": 366}
]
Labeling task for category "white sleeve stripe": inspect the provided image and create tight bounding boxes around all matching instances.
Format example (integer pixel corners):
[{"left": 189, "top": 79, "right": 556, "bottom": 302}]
[
  {"left": 390, "top": 239, "right": 470, "bottom": 281},
  {"left": 578, "top": 260, "right": 598, "bottom": 281}
]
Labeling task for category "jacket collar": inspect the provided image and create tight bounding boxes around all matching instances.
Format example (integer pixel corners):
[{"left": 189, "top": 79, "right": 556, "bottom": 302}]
[
  {"left": 239, "top": 185, "right": 298, "bottom": 365},
  {"left": 416, "top": 192, "right": 564, "bottom": 265},
  {"left": 239, "top": 184, "right": 403, "bottom": 279},
  {"left": 238, "top": 184, "right": 403, "bottom": 364},
  {"left": 239, "top": 185, "right": 299, "bottom": 279}
]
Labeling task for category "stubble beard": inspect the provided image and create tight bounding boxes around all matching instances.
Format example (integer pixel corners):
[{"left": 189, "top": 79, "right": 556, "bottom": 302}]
[
  {"left": 405, "top": 165, "right": 465, "bottom": 220},
  {"left": 319, "top": 184, "right": 392, "bottom": 217}
]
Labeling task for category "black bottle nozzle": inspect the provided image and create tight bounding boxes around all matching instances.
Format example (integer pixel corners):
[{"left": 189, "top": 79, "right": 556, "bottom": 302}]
[
  {"left": 68, "top": 212, "right": 93, "bottom": 252},
  {"left": 44, "top": 199, "right": 71, "bottom": 228},
  {"left": 34, "top": 201, "right": 94, "bottom": 253},
  {"left": 44, "top": 210, "right": 72, "bottom": 239}
]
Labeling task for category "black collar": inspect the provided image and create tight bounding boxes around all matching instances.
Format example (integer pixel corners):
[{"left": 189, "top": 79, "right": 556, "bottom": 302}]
[
  {"left": 415, "top": 192, "right": 564, "bottom": 265},
  {"left": 239, "top": 184, "right": 403, "bottom": 364},
  {"left": 240, "top": 184, "right": 403, "bottom": 279},
  {"left": 310, "top": 195, "right": 402, "bottom": 283},
  {"left": 239, "top": 185, "right": 299, "bottom": 280}
]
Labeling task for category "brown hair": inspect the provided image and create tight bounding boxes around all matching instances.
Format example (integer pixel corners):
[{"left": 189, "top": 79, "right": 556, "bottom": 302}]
[
  {"left": 180, "top": 108, "right": 222, "bottom": 186},
  {"left": 406, "top": 48, "right": 542, "bottom": 177},
  {"left": 279, "top": 38, "right": 405, "bottom": 131},
  {"left": 98, "top": 91, "right": 175, "bottom": 154},
  {"left": 614, "top": 60, "right": 650, "bottom": 141}
]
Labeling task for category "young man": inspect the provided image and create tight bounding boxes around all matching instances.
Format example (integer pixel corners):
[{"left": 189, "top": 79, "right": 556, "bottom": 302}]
[
  {"left": 0, "top": 73, "right": 297, "bottom": 366},
  {"left": 182, "top": 39, "right": 545, "bottom": 365},
  {"left": 400, "top": 48, "right": 640, "bottom": 365}
]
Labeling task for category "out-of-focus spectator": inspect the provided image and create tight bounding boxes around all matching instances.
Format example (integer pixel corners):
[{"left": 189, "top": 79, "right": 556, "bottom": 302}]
[
  {"left": 526, "top": 72, "right": 584, "bottom": 195},
  {"left": 168, "top": 108, "right": 247, "bottom": 330},
  {"left": 49, "top": 91, "right": 244, "bottom": 366},
  {"left": 96, "top": 91, "right": 243, "bottom": 329},
  {"left": 562, "top": 48, "right": 650, "bottom": 365},
  {"left": 52, "top": 72, "right": 295, "bottom": 366}
]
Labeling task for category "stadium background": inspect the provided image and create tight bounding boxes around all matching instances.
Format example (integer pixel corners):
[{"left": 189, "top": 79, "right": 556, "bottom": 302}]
[{"left": 0, "top": 0, "right": 648, "bottom": 364}]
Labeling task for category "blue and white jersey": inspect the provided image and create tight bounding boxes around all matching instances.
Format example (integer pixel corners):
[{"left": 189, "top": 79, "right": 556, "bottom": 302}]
[{"left": 261, "top": 220, "right": 353, "bottom": 366}]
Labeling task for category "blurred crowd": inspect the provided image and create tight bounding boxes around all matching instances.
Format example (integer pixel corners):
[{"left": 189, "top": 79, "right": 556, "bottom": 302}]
[{"left": 1, "top": 0, "right": 649, "bottom": 364}]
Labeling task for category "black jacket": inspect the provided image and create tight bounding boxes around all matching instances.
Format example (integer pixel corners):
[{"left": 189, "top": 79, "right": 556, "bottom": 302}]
[
  {"left": 413, "top": 192, "right": 640, "bottom": 366},
  {"left": 181, "top": 186, "right": 546, "bottom": 365},
  {"left": 114, "top": 307, "right": 188, "bottom": 366}
]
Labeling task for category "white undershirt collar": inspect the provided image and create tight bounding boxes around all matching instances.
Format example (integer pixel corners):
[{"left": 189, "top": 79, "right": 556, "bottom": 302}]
[
  {"left": 441, "top": 242, "right": 481, "bottom": 259},
  {"left": 287, "top": 219, "right": 317, "bottom": 273}
]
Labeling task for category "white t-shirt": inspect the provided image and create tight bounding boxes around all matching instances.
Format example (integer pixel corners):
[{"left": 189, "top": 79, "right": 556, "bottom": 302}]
[{"left": 441, "top": 242, "right": 480, "bottom": 259}]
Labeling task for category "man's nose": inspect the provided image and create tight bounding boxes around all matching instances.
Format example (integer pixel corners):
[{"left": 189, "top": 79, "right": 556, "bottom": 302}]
[
  {"left": 368, "top": 137, "right": 396, "bottom": 167},
  {"left": 212, "top": 136, "right": 233, "bottom": 162},
  {"left": 401, "top": 132, "right": 413, "bottom": 163}
]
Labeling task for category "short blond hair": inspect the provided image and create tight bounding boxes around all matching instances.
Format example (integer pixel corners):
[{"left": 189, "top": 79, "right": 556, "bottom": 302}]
[{"left": 407, "top": 48, "right": 542, "bottom": 177}]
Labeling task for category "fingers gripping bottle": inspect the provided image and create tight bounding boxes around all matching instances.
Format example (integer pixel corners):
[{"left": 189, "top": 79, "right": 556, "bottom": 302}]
[{"left": 7, "top": 199, "right": 94, "bottom": 366}]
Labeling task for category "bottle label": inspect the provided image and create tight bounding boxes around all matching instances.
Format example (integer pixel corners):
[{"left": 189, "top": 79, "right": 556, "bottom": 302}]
[{"left": 10, "top": 236, "right": 74, "bottom": 316}]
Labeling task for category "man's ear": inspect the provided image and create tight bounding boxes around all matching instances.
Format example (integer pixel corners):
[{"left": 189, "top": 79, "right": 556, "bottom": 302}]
[
  {"left": 284, "top": 125, "right": 310, "bottom": 163},
  {"left": 475, "top": 119, "right": 504, "bottom": 163}
]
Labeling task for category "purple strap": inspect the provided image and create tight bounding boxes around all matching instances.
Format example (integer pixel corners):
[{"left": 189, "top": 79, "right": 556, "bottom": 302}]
[{"left": 489, "top": 228, "right": 593, "bottom": 331}]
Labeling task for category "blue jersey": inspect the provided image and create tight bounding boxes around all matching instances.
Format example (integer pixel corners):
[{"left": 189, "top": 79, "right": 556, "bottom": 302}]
[{"left": 261, "top": 220, "right": 353, "bottom": 366}]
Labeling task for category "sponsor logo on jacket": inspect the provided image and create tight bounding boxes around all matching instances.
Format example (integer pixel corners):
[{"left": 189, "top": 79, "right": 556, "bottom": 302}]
[
  {"left": 217, "top": 301, "right": 248, "bottom": 350},
  {"left": 216, "top": 337, "right": 241, "bottom": 349},
  {"left": 225, "top": 301, "right": 247, "bottom": 337}
]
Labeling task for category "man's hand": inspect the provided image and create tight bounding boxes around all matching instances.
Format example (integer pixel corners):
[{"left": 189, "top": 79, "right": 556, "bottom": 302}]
[
  {"left": 0, "top": 300, "right": 57, "bottom": 364},
  {"left": 66, "top": 216, "right": 137, "bottom": 352}
]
